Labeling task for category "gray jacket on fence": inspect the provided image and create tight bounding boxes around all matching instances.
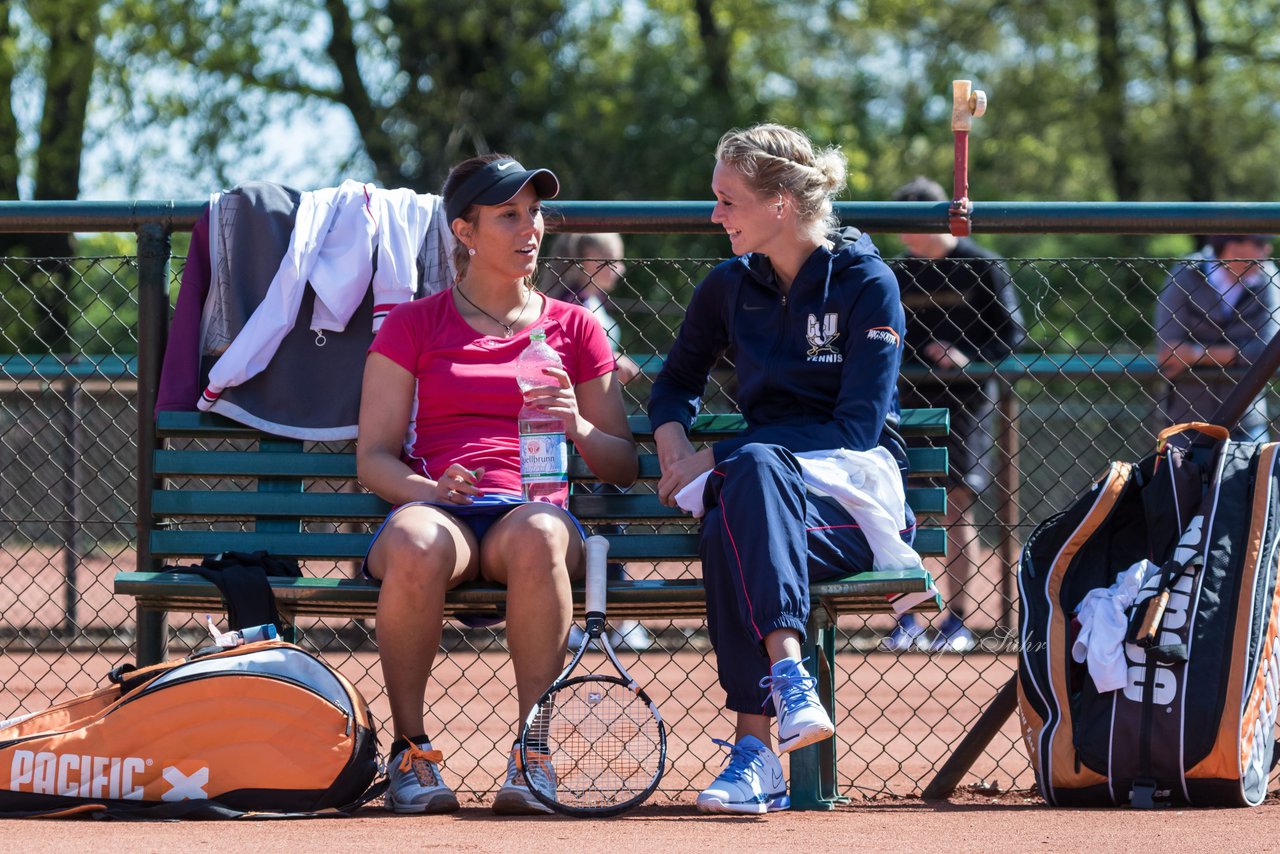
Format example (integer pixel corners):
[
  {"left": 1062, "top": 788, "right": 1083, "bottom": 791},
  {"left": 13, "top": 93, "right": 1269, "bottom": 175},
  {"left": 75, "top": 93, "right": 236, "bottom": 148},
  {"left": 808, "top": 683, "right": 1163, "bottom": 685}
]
[{"left": 1154, "top": 250, "right": 1280, "bottom": 438}]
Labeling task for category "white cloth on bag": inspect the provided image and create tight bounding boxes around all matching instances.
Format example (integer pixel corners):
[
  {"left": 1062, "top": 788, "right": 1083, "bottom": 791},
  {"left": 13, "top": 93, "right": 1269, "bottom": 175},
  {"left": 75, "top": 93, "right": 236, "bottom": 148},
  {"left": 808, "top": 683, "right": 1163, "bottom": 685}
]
[
  {"left": 673, "top": 446, "right": 923, "bottom": 573},
  {"left": 1071, "top": 559, "right": 1156, "bottom": 693}
]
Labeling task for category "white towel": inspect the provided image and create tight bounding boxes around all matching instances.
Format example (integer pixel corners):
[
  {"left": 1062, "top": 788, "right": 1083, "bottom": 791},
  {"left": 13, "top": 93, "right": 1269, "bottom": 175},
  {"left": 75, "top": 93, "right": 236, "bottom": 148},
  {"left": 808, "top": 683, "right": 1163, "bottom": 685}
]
[
  {"left": 1072, "top": 559, "right": 1155, "bottom": 693},
  {"left": 673, "top": 447, "right": 922, "bottom": 573}
]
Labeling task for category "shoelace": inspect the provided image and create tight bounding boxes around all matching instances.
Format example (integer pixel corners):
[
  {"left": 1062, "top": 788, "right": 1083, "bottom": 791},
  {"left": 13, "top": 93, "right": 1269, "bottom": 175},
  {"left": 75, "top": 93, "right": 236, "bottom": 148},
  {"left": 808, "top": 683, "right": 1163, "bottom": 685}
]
[
  {"left": 710, "top": 738, "right": 763, "bottom": 783},
  {"left": 513, "top": 750, "right": 555, "bottom": 787},
  {"left": 758, "top": 671, "right": 818, "bottom": 715},
  {"left": 399, "top": 743, "right": 445, "bottom": 787}
]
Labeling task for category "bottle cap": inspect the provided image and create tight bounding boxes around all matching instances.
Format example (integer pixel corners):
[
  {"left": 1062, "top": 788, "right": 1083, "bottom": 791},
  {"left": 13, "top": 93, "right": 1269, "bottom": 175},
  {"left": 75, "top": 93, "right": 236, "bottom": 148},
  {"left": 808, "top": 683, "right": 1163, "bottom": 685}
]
[{"left": 240, "top": 624, "right": 279, "bottom": 644}]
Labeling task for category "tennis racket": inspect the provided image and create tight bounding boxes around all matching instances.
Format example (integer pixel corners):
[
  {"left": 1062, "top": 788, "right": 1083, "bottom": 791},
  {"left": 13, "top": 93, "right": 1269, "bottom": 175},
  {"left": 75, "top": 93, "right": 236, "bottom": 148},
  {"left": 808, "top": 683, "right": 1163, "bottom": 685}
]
[{"left": 518, "top": 535, "right": 666, "bottom": 817}]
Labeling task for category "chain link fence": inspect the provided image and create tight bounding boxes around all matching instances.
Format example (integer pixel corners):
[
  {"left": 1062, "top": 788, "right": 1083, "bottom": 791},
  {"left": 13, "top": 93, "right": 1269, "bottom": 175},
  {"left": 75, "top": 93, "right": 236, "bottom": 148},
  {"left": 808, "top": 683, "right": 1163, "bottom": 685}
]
[{"left": 2, "top": 230, "right": 1275, "bottom": 799}]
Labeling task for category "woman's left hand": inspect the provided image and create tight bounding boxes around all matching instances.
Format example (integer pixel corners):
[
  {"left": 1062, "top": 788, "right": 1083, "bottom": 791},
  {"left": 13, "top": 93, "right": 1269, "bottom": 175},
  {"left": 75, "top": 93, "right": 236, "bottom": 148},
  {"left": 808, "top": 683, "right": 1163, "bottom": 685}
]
[{"left": 522, "top": 367, "right": 587, "bottom": 439}]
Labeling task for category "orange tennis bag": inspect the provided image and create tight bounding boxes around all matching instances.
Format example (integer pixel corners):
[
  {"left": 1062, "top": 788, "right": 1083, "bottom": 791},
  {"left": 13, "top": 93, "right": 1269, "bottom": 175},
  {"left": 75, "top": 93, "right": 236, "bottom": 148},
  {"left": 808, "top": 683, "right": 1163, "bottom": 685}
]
[{"left": 0, "top": 640, "right": 380, "bottom": 818}]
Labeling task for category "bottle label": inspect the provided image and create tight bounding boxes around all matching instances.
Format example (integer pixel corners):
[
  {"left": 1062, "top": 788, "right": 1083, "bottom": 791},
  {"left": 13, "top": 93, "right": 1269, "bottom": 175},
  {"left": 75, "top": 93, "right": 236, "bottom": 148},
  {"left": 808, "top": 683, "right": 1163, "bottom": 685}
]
[{"left": 520, "top": 432, "right": 568, "bottom": 478}]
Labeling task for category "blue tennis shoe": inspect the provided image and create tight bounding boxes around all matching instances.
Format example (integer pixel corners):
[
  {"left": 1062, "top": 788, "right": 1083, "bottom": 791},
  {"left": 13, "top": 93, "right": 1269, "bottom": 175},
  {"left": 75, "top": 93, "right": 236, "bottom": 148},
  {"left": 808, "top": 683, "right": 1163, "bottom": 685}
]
[
  {"left": 696, "top": 735, "right": 789, "bottom": 815},
  {"left": 761, "top": 657, "right": 835, "bottom": 753}
]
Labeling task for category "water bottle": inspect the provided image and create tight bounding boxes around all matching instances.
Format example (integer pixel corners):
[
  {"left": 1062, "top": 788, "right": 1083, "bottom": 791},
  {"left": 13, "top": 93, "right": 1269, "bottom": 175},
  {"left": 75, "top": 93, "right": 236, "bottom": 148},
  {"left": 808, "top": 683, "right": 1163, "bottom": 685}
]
[
  {"left": 206, "top": 616, "right": 278, "bottom": 647},
  {"left": 516, "top": 328, "right": 569, "bottom": 508},
  {"left": 234, "top": 624, "right": 279, "bottom": 644}
]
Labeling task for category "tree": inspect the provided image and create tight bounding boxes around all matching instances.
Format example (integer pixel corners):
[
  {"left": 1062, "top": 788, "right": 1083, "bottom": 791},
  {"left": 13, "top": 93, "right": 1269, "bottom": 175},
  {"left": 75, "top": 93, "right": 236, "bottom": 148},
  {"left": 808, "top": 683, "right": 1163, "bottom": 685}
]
[
  {"left": 0, "top": 0, "right": 18, "bottom": 200},
  {"left": 1, "top": 0, "right": 103, "bottom": 354},
  {"left": 10, "top": 0, "right": 1280, "bottom": 355}
]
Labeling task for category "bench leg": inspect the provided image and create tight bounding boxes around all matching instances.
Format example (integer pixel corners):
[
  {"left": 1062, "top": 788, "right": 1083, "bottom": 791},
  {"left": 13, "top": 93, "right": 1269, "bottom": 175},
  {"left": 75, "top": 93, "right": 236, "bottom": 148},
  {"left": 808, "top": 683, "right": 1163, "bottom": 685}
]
[
  {"left": 136, "top": 607, "right": 168, "bottom": 666},
  {"left": 790, "top": 610, "right": 842, "bottom": 811}
]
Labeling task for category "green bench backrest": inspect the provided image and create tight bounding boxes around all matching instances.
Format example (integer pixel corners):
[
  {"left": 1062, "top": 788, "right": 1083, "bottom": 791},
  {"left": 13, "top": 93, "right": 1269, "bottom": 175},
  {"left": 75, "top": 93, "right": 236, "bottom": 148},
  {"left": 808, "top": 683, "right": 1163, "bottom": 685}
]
[{"left": 148, "top": 409, "right": 949, "bottom": 564}]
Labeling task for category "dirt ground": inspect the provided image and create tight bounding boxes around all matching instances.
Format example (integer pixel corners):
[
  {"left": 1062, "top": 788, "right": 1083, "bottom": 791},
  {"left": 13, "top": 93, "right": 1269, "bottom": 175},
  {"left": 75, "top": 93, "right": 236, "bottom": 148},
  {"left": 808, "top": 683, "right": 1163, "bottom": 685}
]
[
  {"left": 1, "top": 796, "right": 1278, "bottom": 854},
  {"left": 0, "top": 645, "right": 1029, "bottom": 801},
  {"left": 0, "top": 542, "right": 1033, "bottom": 799},
  {"left": 1, "top": 546, "right": 1278, "bottom": 851}
]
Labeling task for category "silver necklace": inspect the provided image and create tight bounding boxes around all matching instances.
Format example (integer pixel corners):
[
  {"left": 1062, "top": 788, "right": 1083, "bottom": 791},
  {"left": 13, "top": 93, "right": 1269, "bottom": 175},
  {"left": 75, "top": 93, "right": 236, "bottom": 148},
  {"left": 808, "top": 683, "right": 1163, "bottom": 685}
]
[{"left": 455, "top": 284, "right": 533, "bottom": 338}]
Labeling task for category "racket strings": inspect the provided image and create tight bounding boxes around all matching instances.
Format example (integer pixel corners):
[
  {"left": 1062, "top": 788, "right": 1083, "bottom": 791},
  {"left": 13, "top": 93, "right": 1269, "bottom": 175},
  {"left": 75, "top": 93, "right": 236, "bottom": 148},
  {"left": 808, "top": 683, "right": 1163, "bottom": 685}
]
[{"left": 530, "top": 680, "right": 663, "bottom": 809}]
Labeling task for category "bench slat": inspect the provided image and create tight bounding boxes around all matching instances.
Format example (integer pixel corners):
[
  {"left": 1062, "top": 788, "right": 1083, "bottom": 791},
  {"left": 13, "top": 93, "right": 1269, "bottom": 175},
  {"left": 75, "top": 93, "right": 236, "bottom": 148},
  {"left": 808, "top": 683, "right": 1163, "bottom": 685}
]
[
  {"left": 150, "top": 526, "right": 946, "bottom": 561},
  {"left": 155, "top": 450, "right": 356, "bottom": 478},
  {"left": 565, "top": 487, "right": 948, "bottom": 518},
  {"left": 153, "top": 490, "right": 392, "bottom": 518},
  {"left": 573, "top": 449, "right": 947, "bottom": 478},
  {"left": 157, "top": 407, "right": 950, "bottom": 440},
  {"left": 151, "top": 486, "right": 946, "bottom": 520},
  {"left": 156, "top": 447, "right": 948, "bottom": 480},
  {"left": 115, "top": 571, "right": 942, "bottom": 621}
]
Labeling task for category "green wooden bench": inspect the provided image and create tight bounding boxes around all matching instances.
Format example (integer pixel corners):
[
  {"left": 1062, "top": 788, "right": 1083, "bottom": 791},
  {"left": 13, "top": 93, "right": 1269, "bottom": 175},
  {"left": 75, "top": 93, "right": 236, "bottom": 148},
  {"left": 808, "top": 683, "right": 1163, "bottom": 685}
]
[{"left": 115, "top": 407, "right": 949, "bottom": 810}]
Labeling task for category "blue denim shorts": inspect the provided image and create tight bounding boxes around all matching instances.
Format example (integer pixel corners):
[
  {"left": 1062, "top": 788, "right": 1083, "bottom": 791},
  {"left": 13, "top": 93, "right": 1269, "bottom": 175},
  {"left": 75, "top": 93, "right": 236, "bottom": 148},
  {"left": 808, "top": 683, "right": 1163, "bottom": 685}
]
[{"left": 362, "top": 493, "right": 588, "bottom": 627}]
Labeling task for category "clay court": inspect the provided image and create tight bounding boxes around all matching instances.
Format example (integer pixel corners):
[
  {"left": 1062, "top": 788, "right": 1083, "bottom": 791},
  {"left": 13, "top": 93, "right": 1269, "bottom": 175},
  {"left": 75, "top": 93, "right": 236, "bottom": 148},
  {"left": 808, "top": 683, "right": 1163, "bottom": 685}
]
[
  {"left": 0, "top": 639, "right": 1275, "bottom": 852},
  {"left": 0, "top": 543, "right": 1029, "bottom": 798},
  {"left": 1, "top": 792, "right": 1277, "bottom": 853}
]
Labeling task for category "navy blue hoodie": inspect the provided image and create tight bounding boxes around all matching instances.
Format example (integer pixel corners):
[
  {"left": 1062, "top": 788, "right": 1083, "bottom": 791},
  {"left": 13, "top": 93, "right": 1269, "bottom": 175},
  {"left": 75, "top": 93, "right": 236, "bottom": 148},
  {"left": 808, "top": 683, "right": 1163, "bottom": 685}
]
[{"left": 648, "top": 227, "right": 908, "bottom": 474}]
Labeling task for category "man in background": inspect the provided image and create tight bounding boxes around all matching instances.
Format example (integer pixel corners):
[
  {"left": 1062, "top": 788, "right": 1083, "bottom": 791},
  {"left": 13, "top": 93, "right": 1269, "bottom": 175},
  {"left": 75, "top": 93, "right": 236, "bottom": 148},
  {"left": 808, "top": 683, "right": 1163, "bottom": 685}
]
[
  {"left": 1155, "top": 234, "right": 1278, "bottom": 442},
  {"left": 888, "top": 177, "right": 1025, "bottom": 653}
]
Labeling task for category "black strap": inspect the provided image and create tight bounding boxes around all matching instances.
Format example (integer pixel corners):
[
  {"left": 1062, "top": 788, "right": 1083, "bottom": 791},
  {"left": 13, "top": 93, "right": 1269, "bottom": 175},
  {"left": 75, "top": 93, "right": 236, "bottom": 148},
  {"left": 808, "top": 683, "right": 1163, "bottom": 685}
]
[
  {"left": 162, "top": 551, "right": 300, "bottom": 631},
  {"left": 201, "top": 550, "right": 301, "bottom": 579}
]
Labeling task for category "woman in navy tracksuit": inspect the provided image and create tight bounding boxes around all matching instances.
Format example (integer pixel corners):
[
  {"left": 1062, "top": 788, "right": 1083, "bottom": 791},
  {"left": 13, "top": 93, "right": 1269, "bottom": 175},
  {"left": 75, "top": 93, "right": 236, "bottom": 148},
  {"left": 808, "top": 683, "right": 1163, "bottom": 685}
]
[{"left": 648, "top": 124, "right": 913, "bottom": 814}]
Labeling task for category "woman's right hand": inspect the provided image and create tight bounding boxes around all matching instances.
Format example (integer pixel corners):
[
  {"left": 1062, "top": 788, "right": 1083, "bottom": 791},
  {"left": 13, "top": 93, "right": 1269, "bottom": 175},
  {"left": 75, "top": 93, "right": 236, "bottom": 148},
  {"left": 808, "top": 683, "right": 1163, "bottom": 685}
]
[
  {"left": 654, "top": 422, "right": 714, "bottom": 507},
  {"left": 432, "top": 464, "right": 485, "bottom": 505}
]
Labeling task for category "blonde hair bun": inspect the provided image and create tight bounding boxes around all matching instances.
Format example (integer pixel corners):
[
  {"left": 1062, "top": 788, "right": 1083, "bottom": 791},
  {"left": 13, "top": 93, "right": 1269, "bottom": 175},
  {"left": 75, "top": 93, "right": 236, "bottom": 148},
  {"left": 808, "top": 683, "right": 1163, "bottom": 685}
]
[{"left": 715, "top": 123, "right": 846, "bottom": 239}]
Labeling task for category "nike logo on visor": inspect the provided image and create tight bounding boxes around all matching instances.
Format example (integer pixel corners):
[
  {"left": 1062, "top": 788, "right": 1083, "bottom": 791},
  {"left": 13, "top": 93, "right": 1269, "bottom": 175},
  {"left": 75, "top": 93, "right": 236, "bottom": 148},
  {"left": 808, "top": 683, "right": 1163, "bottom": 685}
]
[{"left": 496, "top": 161, "right": 519, "bottom": 171}]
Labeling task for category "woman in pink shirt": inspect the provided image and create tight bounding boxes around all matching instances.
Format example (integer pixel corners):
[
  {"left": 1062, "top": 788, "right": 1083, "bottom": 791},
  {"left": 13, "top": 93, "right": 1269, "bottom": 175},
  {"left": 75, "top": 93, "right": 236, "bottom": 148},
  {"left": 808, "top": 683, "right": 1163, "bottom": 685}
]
[{"left": 357, "top": 154, "right": 638, "bottom": 815}]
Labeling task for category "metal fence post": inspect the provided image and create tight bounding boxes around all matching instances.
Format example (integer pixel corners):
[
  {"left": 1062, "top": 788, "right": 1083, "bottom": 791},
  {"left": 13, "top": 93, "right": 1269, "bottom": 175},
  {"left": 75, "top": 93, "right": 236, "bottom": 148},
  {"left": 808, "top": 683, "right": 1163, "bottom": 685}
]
[
  {"left": 135, "top": 221, "right": 171, "bottom": 665},
  {"left": 57, "top": 376, "right": 82, "bottom": 635},
  {"left": 995, "top": 378, "right": 1020, "bottom": 631}
]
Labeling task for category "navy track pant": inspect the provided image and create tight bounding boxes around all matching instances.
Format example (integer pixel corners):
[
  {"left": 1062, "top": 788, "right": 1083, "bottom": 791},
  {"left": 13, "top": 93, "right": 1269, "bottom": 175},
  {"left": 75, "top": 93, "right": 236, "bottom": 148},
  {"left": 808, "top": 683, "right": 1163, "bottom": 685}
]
[{"left": 699, "top": 443, "right": 916, "bottom": 714}]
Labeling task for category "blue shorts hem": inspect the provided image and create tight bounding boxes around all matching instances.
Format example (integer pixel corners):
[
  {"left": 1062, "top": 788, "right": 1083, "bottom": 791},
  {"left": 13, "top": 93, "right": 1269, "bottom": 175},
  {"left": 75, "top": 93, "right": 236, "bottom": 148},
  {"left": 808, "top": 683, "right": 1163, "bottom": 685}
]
[{"left": 361, "top": 494, "right": 588, "bottom": 581}]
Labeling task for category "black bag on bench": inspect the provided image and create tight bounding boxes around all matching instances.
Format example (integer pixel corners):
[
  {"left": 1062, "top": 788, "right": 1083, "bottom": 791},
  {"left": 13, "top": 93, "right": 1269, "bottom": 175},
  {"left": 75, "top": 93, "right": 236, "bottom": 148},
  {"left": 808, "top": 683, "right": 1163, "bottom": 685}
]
[
  {"left": 163, "top": 550, "right": 301, "bottom": 631},
  {"left": 1017, "top": 423, "right": 1280, "bottom": 807}
]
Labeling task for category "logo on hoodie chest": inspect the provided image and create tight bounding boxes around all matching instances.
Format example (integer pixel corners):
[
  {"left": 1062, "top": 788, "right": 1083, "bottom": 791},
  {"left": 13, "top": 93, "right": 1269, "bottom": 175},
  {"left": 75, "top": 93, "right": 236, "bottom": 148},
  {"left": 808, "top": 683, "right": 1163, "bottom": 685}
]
[{"left": 806, "top": 313, "right": 843, "bottom": 363}]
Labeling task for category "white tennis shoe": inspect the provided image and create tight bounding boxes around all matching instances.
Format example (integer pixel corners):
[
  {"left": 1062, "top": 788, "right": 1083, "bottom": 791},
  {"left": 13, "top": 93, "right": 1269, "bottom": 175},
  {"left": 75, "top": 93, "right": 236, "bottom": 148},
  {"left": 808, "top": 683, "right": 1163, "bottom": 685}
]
[
  {"left": 492, "top": 746, "right": 556, "bottom": 815},
  {"left": 762, "top": 657, "right": 835, "bottom": 753},
  {"left": 696, "top": 736, "right": 789, "bottom": 814},
  {"left": 386, "top": 741, "right": 459, "bottom": 814}
]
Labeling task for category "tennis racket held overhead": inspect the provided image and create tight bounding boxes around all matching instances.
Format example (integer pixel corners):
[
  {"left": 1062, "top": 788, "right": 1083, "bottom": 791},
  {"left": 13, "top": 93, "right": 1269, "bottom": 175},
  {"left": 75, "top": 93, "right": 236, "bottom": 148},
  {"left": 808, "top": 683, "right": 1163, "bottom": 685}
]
[{"left": 518, "top": 535, "right": 667, "bottom": 817}]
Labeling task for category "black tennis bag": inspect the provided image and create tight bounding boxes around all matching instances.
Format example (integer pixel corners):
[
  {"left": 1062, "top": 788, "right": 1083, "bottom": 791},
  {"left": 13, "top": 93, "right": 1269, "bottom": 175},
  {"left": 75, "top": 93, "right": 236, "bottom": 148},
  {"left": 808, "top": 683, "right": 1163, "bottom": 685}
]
[{"left": 1017, "top": 423, "right": 1280, "bottom": 807}]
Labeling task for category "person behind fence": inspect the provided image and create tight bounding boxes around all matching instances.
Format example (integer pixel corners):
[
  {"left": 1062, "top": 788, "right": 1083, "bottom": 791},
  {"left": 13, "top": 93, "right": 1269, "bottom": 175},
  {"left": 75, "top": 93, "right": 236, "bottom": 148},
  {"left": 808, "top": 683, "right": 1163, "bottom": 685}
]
[
  {"left": 541, "top": 232, "right": 642, "bottom": 385},
  {"left": 886, "top": 176, "right": 1025, "bottom": 653},
  {"left": 648, "top": 123, "right": 916, "bottom": 815},
  {"left": 540, "top": 233, "right": 652, "bottom": 651},
  {"left": 357, "top": 153, "right": 638, "bottom": 815},
  {"left": 1155, "top": 234, "right": 1279, "bottom": 442}
]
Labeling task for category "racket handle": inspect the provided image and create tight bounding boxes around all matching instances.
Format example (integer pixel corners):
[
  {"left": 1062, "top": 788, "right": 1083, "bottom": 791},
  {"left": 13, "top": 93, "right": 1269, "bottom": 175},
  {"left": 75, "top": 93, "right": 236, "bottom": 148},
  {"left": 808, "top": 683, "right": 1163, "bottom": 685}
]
[
  {"left": 585, "top": 535, "right": 610, "bottom": 619},
  {"left": 1135, "top": 590, "right": 1170, "bottom": 647}
]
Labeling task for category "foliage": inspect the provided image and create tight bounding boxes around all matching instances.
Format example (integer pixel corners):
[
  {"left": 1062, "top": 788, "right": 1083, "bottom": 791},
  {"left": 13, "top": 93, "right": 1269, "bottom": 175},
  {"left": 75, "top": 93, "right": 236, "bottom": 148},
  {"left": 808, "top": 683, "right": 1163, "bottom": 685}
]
[{"left": 8, "top": 0, "right": 1280, "bottom": 353}]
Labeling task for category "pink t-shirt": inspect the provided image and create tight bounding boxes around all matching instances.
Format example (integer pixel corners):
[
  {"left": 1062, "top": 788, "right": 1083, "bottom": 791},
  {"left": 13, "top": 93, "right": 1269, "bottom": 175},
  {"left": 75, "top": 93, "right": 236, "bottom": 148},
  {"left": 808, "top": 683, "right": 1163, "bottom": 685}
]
[{"left": 368, "top": 290, "right": 616, "bottom": 496}]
